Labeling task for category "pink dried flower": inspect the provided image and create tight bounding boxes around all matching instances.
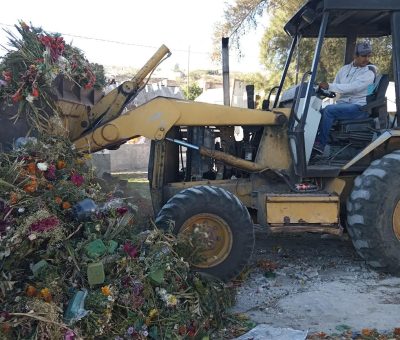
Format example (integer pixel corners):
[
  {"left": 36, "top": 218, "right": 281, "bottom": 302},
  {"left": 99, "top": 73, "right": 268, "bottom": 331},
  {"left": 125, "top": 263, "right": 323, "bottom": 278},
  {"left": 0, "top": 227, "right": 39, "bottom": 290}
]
[
  {"left": 123, "top": 242, "right": 139, "bottom": 258},
  {"left": 0, "top": 311, "right": 11, "bottom": 321},
  {"left": 116, "top": 207, "right": 128, "bottom": 215},
  {"left": 44, "top": 164, "right": 56, "bottom": 180},
  {"left": 64, "top": 329, "right": 75, "bottom": 340},
  {"left": 30, "top": 216, "right": 59, "bottom": 233},
  {"left": 70, "top": 172, "right": 84, "bottom": 187},
  {"left": 132, "top": 282, "right": 144, "bottom": 296}
]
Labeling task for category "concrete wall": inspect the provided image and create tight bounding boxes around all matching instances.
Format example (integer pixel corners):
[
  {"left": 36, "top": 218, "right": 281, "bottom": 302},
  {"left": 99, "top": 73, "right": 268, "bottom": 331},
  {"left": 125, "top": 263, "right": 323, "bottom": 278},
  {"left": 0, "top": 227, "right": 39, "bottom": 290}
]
[
  {"left": 110, "top": 142, "right": 150, "bottom": 173},
  {"left": 91, "top": 141, "right": 150, "bottom": 175},
  {"left": 90, "top": 150, "right": 111, "bottom": 176}
]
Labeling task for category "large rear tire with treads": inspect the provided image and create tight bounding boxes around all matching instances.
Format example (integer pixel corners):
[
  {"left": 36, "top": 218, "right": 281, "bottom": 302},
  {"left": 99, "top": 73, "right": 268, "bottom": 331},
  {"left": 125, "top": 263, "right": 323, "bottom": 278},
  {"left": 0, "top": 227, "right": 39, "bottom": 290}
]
[{"left": 347, "top": 151, "right": 400, "bottom": 274}]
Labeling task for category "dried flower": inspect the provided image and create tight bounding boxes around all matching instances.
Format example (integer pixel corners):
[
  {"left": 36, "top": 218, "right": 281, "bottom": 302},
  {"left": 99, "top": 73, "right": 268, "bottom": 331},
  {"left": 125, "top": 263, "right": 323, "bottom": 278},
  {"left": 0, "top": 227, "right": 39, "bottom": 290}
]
[
  {"left": 62, "top": 201, "right": 71, "bottom": 210},
  {"left": 132, "top": 295, "right": 145, "bottom": 309},
  {"left": 11, "top": 90, "right": 22, "bottom": 103},
  {"left": 123, "top": 242, "right": 139, "bottom": 258},
  {"left": 101, "top": 285, "right": 111, "bottom": 296},
  {"left": 149, "top": 308, "right": 158, "bottom": 319},
  {"left": 64, "top": 329, "right": 75, "bottom": 340},
  {"left": 26, "top": 285, "right": 37, "bottom": 297},
  {"left": 20, "top": 21, "right": 29, "bottom": 31},
  {"left": 24, "top": 177, "right": 38, "bottom": 193},
  {"left": 27, "top": 162, "right": 36, "bottom": 174},
  {"left": 70, "top": 172, "right": 84, "bottom": 187},
  {"left": 55, "top": 196, "right": 63, "bottom": 205},
  {"left": 0, "top": 311, "right": 11, "bottom": 321},
  {"left": 56, "top": 160, "right": 66, "bottom": 169},
  {"left": 1, "top": 322, "right": 11, "bottom": 333},
  {"left": 2, "top": 70, "right": 12, "bottom": 82},
  {"left": 40, "top": 288, "right": 52, "bottom": 302},
  {"left": 26, "top": 95, "right": 35, "bottom": 103},
  {"left": 31, "top": 86, "right": 39, "bottom": 97},
  {"left": 28, "top": 234, "right": 37, "bottom": 241},
  {"left": 116, "top": 206, "right": 128, "bottom": 215},
  {"left": 9, "top": 192, "right": 18, "bottom": 205},
  {"left": 37, "top": 162, "right": 49, "bottom": 171},
  {"left": 44, "top": 164, "right": 56, "bottom": 180},
  {"left": 166, "top": 294, "right": 178, "bottom": 307},
  {"left": 127, "top": 326, "right": 135, "bottom": 335},
  {"left": 30, "top": 216, "right": 59, "bottom": 232},
  {"left": 187, "top": 324, "right": 197, "bottom": 337},
  {"left": 132, "top": 282, "right": 144, "bottom": 296}
]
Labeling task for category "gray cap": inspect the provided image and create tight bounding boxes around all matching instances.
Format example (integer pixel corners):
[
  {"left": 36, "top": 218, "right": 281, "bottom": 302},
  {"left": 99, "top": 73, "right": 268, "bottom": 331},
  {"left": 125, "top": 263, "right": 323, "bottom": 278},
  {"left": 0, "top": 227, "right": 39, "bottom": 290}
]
[{"left": 355, "top": 41, "right": 372, "bottom": 56}]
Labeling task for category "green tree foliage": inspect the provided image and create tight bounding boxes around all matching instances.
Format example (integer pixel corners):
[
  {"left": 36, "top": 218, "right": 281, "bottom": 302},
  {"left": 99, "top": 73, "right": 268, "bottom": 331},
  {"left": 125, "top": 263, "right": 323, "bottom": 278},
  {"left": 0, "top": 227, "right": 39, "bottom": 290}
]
[
  {"left": 182, "top": 82, "right": 203, "bottom": 100},
  {"left": 214, "top": 0, "right": 393, "bottom": 92},
  {"left": 211, "top": 0, "right": 269, "bottom": 62}
]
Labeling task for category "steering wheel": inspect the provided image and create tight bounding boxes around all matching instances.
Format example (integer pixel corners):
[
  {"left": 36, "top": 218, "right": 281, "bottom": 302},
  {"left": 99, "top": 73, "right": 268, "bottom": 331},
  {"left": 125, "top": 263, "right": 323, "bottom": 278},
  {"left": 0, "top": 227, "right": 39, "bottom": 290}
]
[{"left": 316, "top": 86, "right": 336, "bottom": 98}]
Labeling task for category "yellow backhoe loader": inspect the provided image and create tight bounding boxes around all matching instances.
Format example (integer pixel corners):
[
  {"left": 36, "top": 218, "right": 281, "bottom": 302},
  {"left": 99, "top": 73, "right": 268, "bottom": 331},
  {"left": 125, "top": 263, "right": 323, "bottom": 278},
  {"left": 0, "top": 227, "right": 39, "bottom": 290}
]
[{"left": 3, "top": 0, "right": 400, "bottom": 281}]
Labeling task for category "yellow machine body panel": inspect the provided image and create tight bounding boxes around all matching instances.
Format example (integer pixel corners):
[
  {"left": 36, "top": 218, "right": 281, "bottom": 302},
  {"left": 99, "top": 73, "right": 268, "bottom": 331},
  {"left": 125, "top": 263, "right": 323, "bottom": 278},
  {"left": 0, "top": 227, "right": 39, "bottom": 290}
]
[
  {"left": 58, "top": 101, "right": 90, "bottom": 141},
  {"left": 255, "top": 125, "right": 292, "bottom": 170},
  {"left": 266, "top": 194, "right": 340, "bottom": 225}
]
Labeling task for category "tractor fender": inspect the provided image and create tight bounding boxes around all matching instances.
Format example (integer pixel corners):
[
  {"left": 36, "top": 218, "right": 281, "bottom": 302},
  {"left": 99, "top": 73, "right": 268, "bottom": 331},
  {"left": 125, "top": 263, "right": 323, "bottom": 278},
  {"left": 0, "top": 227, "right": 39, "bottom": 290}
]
[{"left": 342, "top": 130, "right": 400, "bottom": 170}]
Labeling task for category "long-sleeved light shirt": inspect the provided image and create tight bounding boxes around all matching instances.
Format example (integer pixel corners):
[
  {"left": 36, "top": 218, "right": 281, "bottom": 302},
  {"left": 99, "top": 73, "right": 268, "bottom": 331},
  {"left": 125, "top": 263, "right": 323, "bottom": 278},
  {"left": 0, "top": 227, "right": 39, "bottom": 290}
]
[{"left": 328, "top": 63, "right": 375, "bottom": 106}]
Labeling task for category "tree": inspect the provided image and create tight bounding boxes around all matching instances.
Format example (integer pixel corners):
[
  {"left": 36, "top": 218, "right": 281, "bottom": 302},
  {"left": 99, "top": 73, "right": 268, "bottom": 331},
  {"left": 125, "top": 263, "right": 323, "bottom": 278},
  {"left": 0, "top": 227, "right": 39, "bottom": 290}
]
[
  {"left": 213, "top": 0, "right": 393, "bottom": 92},
  {"left": 211, "top": 0, "right": 269, "bottom": 62},
  {"left": 182, "top": 82, "right": 203, "bottom": 100}
]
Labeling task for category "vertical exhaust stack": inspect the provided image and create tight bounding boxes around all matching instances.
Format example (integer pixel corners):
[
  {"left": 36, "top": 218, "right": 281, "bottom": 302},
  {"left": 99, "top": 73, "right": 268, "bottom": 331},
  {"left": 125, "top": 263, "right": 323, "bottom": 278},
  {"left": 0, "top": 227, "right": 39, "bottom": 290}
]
[
  {"left": 246, "top": 84, "right": 255, "bottom": 109},
  {"left": 222, "top": 37, "right": 230, "bottom": 106}
]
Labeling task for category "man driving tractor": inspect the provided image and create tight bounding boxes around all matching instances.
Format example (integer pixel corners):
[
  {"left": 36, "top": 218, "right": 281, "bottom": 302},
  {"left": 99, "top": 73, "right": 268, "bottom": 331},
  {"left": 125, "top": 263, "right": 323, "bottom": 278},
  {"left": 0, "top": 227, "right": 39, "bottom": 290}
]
[{"left": 312, "top": 41, "right": 376, "bottom": 156}]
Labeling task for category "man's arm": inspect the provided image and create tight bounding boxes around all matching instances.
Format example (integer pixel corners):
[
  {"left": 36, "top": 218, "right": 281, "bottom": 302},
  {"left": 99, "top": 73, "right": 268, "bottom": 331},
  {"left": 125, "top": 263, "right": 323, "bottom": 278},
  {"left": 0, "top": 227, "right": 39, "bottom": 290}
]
[
  {"left": 319, "top": 66, "right": 345, "bottom": 90},
  {"left": 328, "top": 70, "right": 375, "bottom": 94}
]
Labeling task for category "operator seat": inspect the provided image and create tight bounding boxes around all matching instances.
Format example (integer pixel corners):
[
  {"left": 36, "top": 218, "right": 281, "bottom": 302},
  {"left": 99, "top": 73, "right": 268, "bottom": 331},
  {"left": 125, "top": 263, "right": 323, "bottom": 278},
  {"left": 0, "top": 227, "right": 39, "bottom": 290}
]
[{"left": 330, "top": 74, "right": 390, "bottom": 148}]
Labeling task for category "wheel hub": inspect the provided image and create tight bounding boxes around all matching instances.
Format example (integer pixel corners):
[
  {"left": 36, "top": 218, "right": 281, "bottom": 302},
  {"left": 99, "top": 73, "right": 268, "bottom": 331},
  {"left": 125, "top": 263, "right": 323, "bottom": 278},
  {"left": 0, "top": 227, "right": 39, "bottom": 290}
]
[
  {"left": 393, "top": 200, "right": 400, "bottom": 241},
  {"left": 180, "top": 213, "right": 233, "bottom": 268}
]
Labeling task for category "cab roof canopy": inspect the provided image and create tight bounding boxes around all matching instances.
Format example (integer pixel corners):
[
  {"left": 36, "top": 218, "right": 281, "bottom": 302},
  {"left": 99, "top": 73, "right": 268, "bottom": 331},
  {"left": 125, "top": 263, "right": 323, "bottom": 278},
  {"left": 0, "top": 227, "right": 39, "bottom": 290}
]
[{"left": 284, "top": 0, "right": 400, "bottom": 38}]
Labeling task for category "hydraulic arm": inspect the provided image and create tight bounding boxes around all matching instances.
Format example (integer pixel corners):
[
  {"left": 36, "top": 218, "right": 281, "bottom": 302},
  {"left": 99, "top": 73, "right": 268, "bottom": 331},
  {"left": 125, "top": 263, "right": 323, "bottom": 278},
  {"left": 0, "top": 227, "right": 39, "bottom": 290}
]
[{"left": 78, "top": 45, "right": 171, "bottom": 136}]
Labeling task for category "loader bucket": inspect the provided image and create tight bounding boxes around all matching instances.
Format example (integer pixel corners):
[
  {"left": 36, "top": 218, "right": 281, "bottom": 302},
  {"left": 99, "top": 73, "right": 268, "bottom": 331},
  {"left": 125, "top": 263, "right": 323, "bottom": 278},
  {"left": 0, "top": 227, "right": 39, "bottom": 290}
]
[{"left": 0, "top": 75, "right": 104, "bottom": 150}]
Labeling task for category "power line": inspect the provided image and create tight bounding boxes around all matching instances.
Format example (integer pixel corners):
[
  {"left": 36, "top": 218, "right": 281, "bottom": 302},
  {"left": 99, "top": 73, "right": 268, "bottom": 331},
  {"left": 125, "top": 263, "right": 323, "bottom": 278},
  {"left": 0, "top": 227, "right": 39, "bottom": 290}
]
[
  {"left": 0, "top": 22, "right": 260, "bottom": 59},
  {"left": 0, "top": 22, "right": 208, "bottom": 55}
]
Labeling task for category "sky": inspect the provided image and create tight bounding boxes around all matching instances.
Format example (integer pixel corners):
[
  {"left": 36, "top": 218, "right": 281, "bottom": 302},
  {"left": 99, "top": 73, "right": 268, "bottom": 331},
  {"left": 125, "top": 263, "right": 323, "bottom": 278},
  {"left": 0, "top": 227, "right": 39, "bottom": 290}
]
[{"left": 0, "top": 0, "right": 268, "bottom": 75}]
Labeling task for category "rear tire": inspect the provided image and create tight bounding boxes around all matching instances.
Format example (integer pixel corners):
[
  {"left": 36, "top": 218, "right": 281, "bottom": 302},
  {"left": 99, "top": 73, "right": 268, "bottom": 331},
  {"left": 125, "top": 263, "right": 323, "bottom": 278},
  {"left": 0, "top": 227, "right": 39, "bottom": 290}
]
[
  {"left": 155, "top": 185, "right": 255, "bottom": 281},
  {"left": 347, "top": 151, "right": 400, "bottom": 274}
]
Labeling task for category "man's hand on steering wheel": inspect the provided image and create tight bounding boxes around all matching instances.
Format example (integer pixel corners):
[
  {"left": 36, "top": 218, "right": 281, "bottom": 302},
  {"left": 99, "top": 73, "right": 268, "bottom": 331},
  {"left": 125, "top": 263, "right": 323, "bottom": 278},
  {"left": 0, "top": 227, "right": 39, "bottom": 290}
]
[
  {"left": 317, "top": 82, "right": 336, "bottom": 98},
  {"left": 319, "top": 82, "right": 329, "bottom": 90}
]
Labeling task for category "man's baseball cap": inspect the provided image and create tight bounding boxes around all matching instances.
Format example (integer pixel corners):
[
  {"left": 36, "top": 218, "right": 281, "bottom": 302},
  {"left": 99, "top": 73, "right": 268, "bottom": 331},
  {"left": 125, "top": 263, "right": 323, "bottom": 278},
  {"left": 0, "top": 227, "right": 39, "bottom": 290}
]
[{"left": 355, "top": 41, "right": 372, "bottom": 56}]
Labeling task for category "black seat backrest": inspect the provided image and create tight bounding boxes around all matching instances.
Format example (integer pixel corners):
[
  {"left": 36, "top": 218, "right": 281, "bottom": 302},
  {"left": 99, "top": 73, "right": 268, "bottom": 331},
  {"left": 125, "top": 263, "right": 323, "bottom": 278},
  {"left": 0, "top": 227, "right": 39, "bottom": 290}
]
[{"left": 366, "top": 74, "right": 389, "bottom": 104}]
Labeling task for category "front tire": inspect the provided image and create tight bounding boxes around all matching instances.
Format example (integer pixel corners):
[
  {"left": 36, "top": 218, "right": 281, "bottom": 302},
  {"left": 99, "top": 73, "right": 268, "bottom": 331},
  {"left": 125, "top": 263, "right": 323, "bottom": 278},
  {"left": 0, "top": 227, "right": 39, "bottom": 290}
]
[
  {"left": 155, "top": 185, "right": 255, "bottom": 281},
  {"left": 347, "top": 151, "right": 400, "bottom": 274}
]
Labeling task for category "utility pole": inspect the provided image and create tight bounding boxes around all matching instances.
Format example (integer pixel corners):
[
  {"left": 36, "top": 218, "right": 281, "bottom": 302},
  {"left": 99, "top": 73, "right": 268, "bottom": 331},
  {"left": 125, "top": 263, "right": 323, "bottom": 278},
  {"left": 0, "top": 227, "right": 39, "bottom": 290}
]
[{"left": 187, "top": 45, "right": 190, "bottom": 95}]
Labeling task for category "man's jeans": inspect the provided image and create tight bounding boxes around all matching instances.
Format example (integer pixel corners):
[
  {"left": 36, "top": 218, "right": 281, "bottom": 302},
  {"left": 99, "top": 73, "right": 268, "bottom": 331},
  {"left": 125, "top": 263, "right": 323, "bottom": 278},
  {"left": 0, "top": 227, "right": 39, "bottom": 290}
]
[{"left": 315, "top": 103, "right": 369, "bottom": 148}]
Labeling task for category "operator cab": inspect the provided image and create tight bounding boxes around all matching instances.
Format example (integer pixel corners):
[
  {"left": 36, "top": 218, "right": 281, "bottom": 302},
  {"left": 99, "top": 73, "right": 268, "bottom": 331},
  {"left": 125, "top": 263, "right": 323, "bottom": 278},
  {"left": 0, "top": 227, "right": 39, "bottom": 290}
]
[{"left": 273, "top": 0, "right": 400, "bottom": 177}]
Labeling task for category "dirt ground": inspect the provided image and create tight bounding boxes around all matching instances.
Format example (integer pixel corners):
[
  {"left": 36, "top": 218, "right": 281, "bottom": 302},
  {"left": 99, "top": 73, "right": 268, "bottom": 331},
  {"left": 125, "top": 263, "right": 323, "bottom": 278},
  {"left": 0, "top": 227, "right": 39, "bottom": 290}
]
[
  {"left": 116, "top": 174, "right": 400, "bottom": 337},
  {"left": 232, "top": 230, "right": 400, "bottom": 336}
]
